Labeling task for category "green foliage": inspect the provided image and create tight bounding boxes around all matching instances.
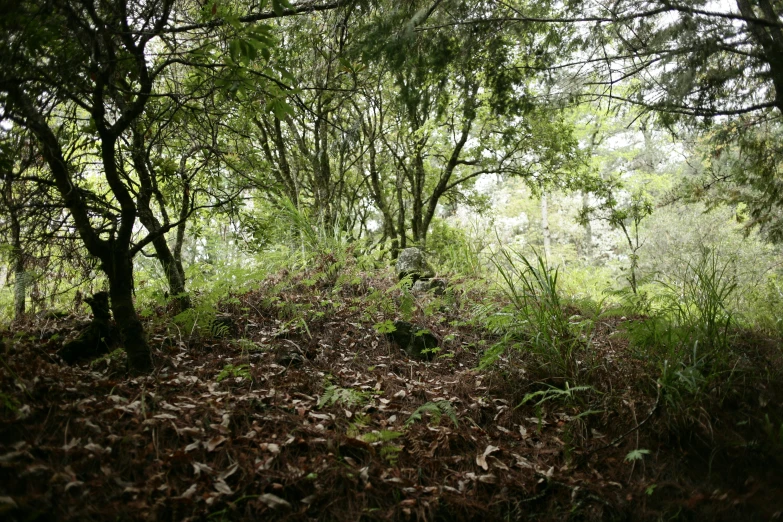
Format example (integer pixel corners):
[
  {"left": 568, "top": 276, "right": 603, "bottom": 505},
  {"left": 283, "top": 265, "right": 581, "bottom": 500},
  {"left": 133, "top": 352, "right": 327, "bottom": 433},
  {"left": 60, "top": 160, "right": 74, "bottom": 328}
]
[
  {"left": 659, "top": 249, "right": 737, "bottom": 352},
  {"left": 318, "top": 384, "right": 373, "bottom": 409},
  {"left": 360, "top": 430, "right": 403, "bottom": 444},
  {"left": 89, "top": 348, "right": 126, "bottom": 369},
  {"left": 485, "top": 247, "right": 587, "bottom": 379},
  {"left": 216, "top": 364, "right": 251, "bottom": 383},
  {"left": 426, "top": 219, "right": 485, "bottom": 276},
  {"left": 379, "top": 444, "right": 402, "bottom": 466},
  {"left": 519, "top": 382, "right": 595, "bottom": 408},
  {"left": 373, "top": 320, "right": 397, "bottom": 334},
  {"left": 762, "top": 415, "right": 783, "bottom": 448},
  {"left": 346, "top": 413, "right": 372, "bottom": 438},
  {"left": 624, "top": 449, "right": 651, "bottom": 462},
  {"left": 405, "top": 400, "right": 458, "bottom": 428},
  {"left": 626, "top": 248, "right": 737, "bottom": 362},
  {"left": 0, "top": 391, "right": 19, "bottom": 412}
]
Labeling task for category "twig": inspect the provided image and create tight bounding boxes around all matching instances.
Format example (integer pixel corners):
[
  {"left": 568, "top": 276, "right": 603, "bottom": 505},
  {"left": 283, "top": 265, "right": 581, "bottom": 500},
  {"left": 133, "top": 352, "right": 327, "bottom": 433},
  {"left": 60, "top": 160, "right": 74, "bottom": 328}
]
[{"left": 585, "top": 384, "right": 661, "bottom": 456}]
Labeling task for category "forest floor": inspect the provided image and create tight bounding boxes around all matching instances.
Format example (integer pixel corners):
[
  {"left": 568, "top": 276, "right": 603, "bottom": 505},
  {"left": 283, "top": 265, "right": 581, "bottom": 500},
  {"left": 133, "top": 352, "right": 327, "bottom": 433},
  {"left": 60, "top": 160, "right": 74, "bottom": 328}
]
[{"left": 1, "top": 263, "right": 783, "bottom": 521}]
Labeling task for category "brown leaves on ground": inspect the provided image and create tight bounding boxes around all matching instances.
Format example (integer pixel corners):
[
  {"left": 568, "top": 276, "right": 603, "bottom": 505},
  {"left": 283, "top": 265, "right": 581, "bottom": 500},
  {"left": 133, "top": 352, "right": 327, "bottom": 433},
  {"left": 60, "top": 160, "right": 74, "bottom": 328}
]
[{"left": 0, "top": 270, "right": 782, "bottom": 521}]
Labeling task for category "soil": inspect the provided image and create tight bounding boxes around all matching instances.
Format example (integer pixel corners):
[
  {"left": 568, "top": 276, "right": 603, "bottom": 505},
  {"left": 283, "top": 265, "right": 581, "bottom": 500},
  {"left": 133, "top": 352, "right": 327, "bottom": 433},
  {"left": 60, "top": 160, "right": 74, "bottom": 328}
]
[{"left": 1, "top": 268, "right": 782, "bottom": 521}]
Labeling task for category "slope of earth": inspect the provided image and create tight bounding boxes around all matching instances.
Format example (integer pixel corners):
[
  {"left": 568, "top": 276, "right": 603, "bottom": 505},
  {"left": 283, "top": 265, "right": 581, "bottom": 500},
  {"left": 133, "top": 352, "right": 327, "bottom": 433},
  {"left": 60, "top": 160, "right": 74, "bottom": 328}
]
[{"left": 1, "top": 262, "right": 782, "bottom": 521}]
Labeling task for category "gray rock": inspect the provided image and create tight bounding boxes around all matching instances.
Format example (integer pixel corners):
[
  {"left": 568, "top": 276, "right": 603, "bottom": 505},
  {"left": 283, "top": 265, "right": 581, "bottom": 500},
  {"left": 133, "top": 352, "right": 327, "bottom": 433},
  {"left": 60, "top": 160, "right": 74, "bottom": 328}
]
[
  {"left": 395, "top": 248, "right": 435, "bottom": 282},
  {"left": 411, "top": 278, "right": 447, "bottom": 296}
]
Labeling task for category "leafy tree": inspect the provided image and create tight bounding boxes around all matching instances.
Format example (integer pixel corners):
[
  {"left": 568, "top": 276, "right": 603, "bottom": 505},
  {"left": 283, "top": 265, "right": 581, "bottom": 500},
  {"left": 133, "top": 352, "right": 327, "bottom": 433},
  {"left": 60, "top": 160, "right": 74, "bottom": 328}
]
[
  {"left": 0, "top": 127, "right": 54, "bottom": 319},
  {"left": 0, "top": 0, "right": 184, "bottom": 372}
]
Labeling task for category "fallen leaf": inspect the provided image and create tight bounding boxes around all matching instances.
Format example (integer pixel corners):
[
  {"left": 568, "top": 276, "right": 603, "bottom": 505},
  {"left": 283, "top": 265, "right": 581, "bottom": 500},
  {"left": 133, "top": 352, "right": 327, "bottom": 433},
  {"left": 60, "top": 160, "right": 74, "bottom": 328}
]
[
  {"left": 0, "top": 451, "right": 23, "bottom": 463},
  {"left": 192, "top": 462, "right": 214, "bottom": 477},
  {"left": 84, "top": 443, "right": 110, "bottom": 454},
  {"left": 62, "top": 438, "right": 81, "bottom": 452},
  {"left": 260, "top": 443, "right": 280, "bottom": 454},
  {"left": 207, "top": 436, "right": 226, "bottom": 452},
  {"left": 0, "top": 496, "right": 18, "bottom": 508},
  {"left": 16, "top": 405, "right": 31, "bottom": 420},
  {"left": 177, "top": 484, "right": 197, "bottom": 499},
  {"left": 218, "top": 464, "right": 239, "bottom": 480},
  {"left": 476, "top": 445, "right": 500, "bottom": 470},
  {"left": 258, "top": 493, "right": 291, "bottom": 509},
  {"left": 64, "top": 480, "right": 83, "bottom": 491},
  {"left": 213, "top": 479, "right": 233, "bottom": 495}
]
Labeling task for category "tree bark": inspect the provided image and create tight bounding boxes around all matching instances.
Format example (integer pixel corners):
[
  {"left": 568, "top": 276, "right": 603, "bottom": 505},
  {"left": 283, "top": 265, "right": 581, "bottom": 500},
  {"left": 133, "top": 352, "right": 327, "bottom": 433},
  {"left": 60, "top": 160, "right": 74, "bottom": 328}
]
[
  {"left": 107, "top": 249, "right": 152, "bottom": 374},
  {"left": 131, "top": 126, "right": 190, "bottom": 311},
  {"left": 736, "top": 0, "right": 783, "bottom": 114},
  {"left": 11, "top": 215, "right": 25, "bottom": 321},
  {"left": 581, "top": 191, "right": 592, "bottom": 259},
  {"left": 541, "top": 189, "right": 551, "bottom": 260}
]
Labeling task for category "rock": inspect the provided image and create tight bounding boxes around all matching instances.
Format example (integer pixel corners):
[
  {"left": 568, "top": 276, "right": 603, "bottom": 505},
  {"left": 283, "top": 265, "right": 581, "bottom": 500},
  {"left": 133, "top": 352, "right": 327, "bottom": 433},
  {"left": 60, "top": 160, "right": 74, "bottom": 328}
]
[
  {"left": 395, "top": 248, "right": 435, "bottom": 283},
  {"left": 57, "top": 292, "right": 116, "bottom": 364},
  {"left": 386, "top": 320, "right": 438, "bottom": 360},
  {"left": 411, "top": 278, "right": 447, "bottom": 296}
]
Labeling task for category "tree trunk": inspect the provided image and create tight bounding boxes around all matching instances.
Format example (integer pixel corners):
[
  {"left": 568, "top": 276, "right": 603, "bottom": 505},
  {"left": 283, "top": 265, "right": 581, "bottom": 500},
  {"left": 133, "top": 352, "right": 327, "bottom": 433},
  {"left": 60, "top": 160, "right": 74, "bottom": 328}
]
[
  {"left": 396, "top": 172, "right": 407, "bottom": 252},
  {"left": 132, "top": 126, "right": 190, "bottom": 312},
  {"left": 410, "top": 149, "right": 425, "bottom": 244},
  {"left": 541, "top": 190, "right": 551, "bottom": 260},
  {"left": 581, "top": 191, "right": 592, "bottom": 260},
  {"left": 107, "top": 250, "right": 152, "bottom": 374},
  {"left": 11, "top": 222, "right": 25, "bottom": 320},
  {"left": 736, "top": 0, "right": 783, "bottom": 114},
  {"left": 152, "top": 234, "right": 189, "bottom": 311},
  {"left": 4, "top": 168, "right": 25, "bottom": 320}
]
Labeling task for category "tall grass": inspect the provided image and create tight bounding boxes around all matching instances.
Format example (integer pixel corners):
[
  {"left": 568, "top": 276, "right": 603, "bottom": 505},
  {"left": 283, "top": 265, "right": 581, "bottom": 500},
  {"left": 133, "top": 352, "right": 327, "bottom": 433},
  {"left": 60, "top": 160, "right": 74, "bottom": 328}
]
[{"left": 484, "top": 247, "right": 587, "bottom": 380}]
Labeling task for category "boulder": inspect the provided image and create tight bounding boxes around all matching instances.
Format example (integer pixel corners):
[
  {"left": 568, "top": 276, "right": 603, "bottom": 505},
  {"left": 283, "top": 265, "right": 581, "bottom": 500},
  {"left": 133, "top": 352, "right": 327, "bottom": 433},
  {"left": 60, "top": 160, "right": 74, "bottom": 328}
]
[
  {"left": 411, "top": 278, "right": 447, "bottom": 296},
  {"left": 395, "top": 248, "right": 435, "bottom": 282},
  {"left": 386, "top": 320, "right": 438, "bottom": 360}
]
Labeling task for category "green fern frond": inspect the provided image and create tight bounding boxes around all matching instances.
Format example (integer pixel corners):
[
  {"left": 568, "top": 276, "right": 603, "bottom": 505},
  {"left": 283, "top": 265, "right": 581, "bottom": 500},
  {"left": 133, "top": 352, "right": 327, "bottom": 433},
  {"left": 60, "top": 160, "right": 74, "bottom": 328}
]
[
  {"left": 360, "top": 430, "right": 403, "bottom": 443},
  {"left": 519, "top": 382, "right": 595, "bottom": 407},
  {"left": 317, "top": 384, "right": 371, "bottom": 409},
  {"left": 405, "top": 400, "right": 458, "bottom": 427}
]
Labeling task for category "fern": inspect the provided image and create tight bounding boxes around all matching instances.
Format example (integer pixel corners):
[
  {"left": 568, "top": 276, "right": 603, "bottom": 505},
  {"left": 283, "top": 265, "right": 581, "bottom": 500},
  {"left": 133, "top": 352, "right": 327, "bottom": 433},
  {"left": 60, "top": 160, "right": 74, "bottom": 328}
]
[
  {"left": 346, "top": 414, "right": 372, "bottom": 437},
  {"left": 405, "top": 400, "right": 458, "bottom": 427},
  {"left": 318, "top": 384, "right": 372, "bottom": 409},
  {"left": 379, "top": 444, "right": 402, "bottom": 465},
  {"left": 519, "top": 382, "right": 596, "bottom": 408},
  {"left": 360, "top": 430, "right": 403, "bottom": 443},
  {"left": 216, "top": 364, "right": 252, "bottom": 382}
]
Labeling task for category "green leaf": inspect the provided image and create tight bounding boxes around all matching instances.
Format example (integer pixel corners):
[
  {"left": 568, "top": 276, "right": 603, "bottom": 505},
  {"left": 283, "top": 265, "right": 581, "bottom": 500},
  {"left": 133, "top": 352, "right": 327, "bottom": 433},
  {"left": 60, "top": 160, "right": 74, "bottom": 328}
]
[
  {"left": 272, "top": 0, "right": 292, "bottom": 16},
  {"left": 374, "top": 320, "right": 396, "bottom": 334},
  {"left": 624, "top": 449, "right": 651, "bottom": 462},
  {"left": 229, "top": 39, "right": 241, "bottom": 62}
]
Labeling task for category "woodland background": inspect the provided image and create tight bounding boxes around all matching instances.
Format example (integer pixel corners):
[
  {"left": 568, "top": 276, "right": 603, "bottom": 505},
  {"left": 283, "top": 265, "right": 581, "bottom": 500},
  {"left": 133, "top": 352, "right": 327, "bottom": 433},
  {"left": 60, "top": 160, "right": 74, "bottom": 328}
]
[{"left": 1, "top": 0, "right": 783, "bottom": 520}]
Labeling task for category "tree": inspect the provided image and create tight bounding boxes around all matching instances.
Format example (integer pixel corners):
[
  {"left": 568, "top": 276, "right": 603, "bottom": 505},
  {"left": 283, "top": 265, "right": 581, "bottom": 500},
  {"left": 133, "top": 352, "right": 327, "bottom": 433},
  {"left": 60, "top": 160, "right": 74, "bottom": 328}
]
[
  {"left": 591, "top": 0, "right": 783, "bottom": 118},
  {"left": 358, "top": 0, "right": 583, "bottom": 248},
  {"left": 0, "top": 0, "right": 343, "bottom": 371},
  {"left": 0, "top": 0, "right": 184, "bottom": 372},
  {"left": 0, "top": 128, "right": 45, "bottom": 319}
]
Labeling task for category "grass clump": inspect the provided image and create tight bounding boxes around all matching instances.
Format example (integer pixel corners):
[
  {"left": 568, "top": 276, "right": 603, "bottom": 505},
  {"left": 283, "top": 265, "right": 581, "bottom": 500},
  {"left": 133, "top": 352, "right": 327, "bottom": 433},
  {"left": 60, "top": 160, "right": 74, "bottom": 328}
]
[{"left": 481, "top": 247, "right": 591, "bottom": 381}]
